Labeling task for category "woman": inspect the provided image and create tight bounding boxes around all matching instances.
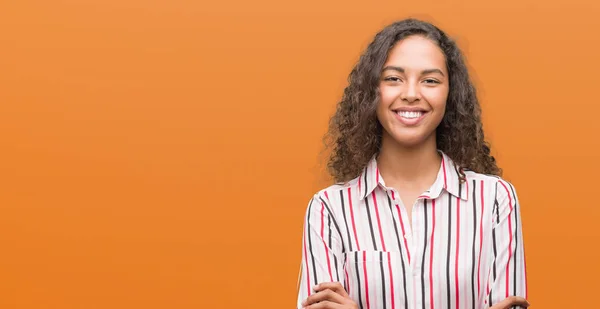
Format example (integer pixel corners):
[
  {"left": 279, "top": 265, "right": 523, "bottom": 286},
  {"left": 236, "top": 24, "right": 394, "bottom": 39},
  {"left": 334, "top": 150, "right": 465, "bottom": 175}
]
[{"left": 296, "top": 19, "right": 529, "bottom": 309}]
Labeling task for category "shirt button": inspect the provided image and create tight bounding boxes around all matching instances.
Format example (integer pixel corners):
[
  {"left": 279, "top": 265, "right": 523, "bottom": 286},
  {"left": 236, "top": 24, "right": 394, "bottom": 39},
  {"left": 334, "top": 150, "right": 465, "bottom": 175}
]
[{"left": 404, "top": 233, "right": 411, "bottom": 239}]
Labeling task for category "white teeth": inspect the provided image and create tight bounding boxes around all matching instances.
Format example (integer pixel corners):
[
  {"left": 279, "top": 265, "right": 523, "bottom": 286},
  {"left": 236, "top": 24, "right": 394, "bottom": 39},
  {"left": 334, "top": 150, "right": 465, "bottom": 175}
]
[{"left": 397, "top": 111, "right": 423, "bottom": 119}]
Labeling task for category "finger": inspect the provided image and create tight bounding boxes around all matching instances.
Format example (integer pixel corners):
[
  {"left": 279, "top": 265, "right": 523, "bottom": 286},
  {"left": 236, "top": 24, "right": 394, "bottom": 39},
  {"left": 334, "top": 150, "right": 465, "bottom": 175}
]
[
  {"left": 313, "top": 282, "right": 349, "bottom": 298},
  {"left": 304, "top": 300, "right": 344, "bottom": 309},
  {"left": 490, "top": 296, "right": 530, "bottom": 309},
  {"left": 302, "top": 289, "right": 346, "bottom": 307}
]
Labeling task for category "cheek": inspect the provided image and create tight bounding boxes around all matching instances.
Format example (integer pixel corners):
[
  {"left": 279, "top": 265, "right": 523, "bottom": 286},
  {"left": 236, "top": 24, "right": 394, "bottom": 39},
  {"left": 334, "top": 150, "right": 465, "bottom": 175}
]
[
  {"left": 423, "top": 88, "right": 448, "bottom": 112},
  {"left": 376, "top": 86, "right": 395, "bottom": 121},
  {"left": 378, "top": 85, "right": 400, "bottom": 106}
]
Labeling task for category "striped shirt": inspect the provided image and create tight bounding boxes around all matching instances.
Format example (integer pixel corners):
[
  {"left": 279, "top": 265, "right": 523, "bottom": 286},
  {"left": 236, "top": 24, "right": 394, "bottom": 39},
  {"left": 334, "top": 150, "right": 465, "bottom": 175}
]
[{"left": 296, "top": 151, "right": 527, "bottom": 309}]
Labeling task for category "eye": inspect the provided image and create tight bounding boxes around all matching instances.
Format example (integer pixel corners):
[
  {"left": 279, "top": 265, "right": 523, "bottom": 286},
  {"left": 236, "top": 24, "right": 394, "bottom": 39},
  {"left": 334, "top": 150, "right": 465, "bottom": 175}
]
[
  {"left": 423, "top": 78, "right": 440, "bottom": 84},
  {"left": 384, "top": 76, "right": 402, "bottom": 82}
]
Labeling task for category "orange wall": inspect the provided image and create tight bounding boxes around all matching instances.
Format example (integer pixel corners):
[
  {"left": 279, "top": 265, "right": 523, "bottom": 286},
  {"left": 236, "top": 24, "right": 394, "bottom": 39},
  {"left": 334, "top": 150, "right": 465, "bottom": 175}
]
[{"left": 1, "top": 0, "right": 599, "bottom": 308}]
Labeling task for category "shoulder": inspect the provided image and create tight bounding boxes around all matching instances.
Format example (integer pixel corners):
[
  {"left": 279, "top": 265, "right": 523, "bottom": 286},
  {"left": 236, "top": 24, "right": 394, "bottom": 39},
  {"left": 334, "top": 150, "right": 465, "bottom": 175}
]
[
  {"left": 465, "top": 170, "right": 521, "bottom": 210},
  {"left": 464, "top": 170, "right": 518, "bottom": 193},
  {"left": 304, "top": 176, "right": 361, "bottom": 214},
  {"left": 312, "top": 174, "right": 361, "bottom": 199}
]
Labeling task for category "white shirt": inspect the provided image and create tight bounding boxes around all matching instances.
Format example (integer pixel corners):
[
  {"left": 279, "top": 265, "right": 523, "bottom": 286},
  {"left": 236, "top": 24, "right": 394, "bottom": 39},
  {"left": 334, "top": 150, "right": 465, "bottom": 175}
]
[{"left": 296, "top": 151, "right": 527, "bottom": 309}]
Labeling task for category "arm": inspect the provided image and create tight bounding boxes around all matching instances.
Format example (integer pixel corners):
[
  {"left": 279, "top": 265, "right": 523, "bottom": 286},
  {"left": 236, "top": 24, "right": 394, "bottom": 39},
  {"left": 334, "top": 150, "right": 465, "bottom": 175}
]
[
  {"left": 296, "top": 194, "right": 345, "bottom": 309},
  {"left": 485, "top": 180, "right": 528, "bottom": 308}
]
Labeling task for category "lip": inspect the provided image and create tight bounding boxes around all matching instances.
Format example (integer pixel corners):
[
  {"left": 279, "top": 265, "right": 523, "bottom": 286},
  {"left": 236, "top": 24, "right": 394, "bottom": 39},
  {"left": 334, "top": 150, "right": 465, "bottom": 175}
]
[
  {"left": 393, "top": 110, "right": 428, "bottom": 126},
  {"left": 392, "top": 107, "right": 428, "bottom": 112}
]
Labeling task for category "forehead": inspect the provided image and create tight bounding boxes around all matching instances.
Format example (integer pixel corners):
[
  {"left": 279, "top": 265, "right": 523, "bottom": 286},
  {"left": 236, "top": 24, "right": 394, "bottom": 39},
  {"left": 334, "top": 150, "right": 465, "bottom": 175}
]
[{"left": 383, "top": 35, "right": 446, "bottom": 70}]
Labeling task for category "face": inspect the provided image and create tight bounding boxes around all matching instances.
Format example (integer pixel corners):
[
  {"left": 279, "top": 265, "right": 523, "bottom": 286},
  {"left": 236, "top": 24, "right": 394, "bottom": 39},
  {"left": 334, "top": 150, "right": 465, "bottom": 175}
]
[{"left": 376, "top": 35, "right": 449, "bottom": 149}]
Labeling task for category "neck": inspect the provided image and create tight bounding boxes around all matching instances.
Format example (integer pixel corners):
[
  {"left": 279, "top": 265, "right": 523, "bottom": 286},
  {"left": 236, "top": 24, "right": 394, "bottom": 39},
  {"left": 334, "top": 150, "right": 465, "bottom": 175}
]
[{"left": 376, "top": 132, "right": 442, "bottom": 188}]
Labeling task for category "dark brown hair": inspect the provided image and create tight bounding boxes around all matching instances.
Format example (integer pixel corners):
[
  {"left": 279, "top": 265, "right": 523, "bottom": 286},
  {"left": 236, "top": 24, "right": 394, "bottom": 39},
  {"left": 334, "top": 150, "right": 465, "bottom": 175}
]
[{"left": 325, "top": 18, "right": 501, "bottom": 183}]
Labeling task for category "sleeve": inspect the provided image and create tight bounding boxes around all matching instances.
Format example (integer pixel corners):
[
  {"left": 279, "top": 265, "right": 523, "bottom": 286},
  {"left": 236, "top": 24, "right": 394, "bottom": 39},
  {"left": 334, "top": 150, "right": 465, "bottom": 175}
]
[
  {"left": 484, "top": 180, "right": 528, "bottom": 308},
  {"left": 296, "top": 193, "right": 346, "bottom": 309}
]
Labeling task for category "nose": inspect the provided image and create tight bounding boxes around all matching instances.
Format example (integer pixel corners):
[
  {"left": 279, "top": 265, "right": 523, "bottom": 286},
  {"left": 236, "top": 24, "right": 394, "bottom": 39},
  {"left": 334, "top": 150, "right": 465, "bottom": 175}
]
[{"left": 400, "top": 81, "right": 420, "bottom": 103}]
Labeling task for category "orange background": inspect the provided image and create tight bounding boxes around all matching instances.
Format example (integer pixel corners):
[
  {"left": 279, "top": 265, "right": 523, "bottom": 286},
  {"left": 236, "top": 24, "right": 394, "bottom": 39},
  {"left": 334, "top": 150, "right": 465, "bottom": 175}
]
[{"left": 1, "top": 0, "right": 598, "bottom": 308}]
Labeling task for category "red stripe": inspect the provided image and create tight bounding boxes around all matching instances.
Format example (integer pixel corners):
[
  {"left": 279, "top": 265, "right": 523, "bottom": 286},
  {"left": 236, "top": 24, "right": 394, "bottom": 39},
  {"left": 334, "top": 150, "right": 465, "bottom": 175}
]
[
  {"left": 302, "top": 220, "right": 311, "bottom": 296},
  {"left": 387, "top": 252, "right": 396, "bottom": 309},
  {"left": 441, "top": 155, "right": 448, "bottom": 189},
  {"left": 486, "top": 214, "right": 492, "bottom": 304},
  {"left": 321, "top": 202, "right": 333, "bottom": 281},
  {"left": 499, "top": 182, "right": 514, "bottom": 297},
  {"left": 345, "top": 265, "right": 351, "bottom": 295},
  {"left": 524, "top": 248, "right": 528, "bottom": 298},
  {"left": 455, "top": 196, "right": 461, "bottom": 309},
  {"left": 477, "top": 180, "right": 484, "bottom": 295},
  {"left": 429, "top": 199, "right": 436, "bottom": 309},
  {"left": 324, "top": 190, "right": 330, "bottom": 202},
  {"left": 391, "top": 191, "right": 411, "bottom": 263},
  {"left": 363, "top": 251, "right": 371, "bottom": 309},
  {"left": 372, "top": 191, "right": 387, "bottom": 251},
  {"left": 348, "top": 188, "right": 361, "bottom": 251}
]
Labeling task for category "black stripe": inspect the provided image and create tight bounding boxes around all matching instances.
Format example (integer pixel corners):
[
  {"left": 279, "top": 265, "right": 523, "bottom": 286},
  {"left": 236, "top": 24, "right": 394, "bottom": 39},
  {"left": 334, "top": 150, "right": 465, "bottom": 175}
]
[
  {"left": 509, "top": 183, "right": 519, "bottom": 297},
  {"left": 364, "top": 197, "right": 378, "bottom": 250},
  {"left": 363, "top": 167, "right": 369, "bottom": 199},
  {"left": 307, "top": 199, "right": 318, "bottom": 285},
  {"left": 490, "top": 183, "right": 500, "bottom": 306},
  {"left": 340, "top": 190, "right": 354, "bottom": 252},
  {"left": 387, "top": 195, "right": 409, "bottom": 309},
  {"left": 471, "top": 180, "right": 477, "bottom": 309},
  {"left": 379, "top": 251, "right": 387, "bottom": 309},
  {"left": 459, "top": 179, "right": 463, "bottom": 309},
  {"left": 354, "top": 251, "right": 364, "bottom": 309},
  {"left": 421, "top": 199, "right": 428, "bottom": 309},
  {"left": 343, "top": 253, "right": 348, "bottom": 292},
  {"left": 458, "top": 166, "right": 463, "bottom": 199},
  {"left": 328, "top": 216, "right": 340, "bottom": 281},
  {"left": 328, "top": 216, "right": 332, "bottom": 247},
  {"left": 490, "top": 201, "right": 498, "bottom": 305},
  {"left": 490, "top": 200, "right": 498, "bottom": 306},
  {"left": 446, "top": 196, "right": 452, "bottom": 309},
  {"left": 334, "top": 257, "right": 340, "bottom": 282},
  {"left": 319, "top": 197, "right": 346, "bottom": 253}
]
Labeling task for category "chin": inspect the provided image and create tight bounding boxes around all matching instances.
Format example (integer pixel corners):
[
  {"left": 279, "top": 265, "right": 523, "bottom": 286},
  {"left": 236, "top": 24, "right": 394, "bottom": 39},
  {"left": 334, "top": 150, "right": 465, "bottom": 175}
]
[{"left": 390, "top": 133, "right": 429, "bottom": 148}]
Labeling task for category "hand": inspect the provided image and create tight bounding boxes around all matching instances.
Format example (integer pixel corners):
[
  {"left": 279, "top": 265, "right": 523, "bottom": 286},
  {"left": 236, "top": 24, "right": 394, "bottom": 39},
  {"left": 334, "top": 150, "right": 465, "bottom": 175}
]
[
  {"left": 489, "top": 296, "right": 530, "bottom": 309},
  {"left": 301, "top": 282, "right": 358, "bottom": 309}
]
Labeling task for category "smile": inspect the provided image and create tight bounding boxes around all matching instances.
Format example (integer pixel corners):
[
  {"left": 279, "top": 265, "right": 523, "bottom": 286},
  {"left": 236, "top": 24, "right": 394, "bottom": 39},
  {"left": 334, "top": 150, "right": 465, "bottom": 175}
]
[
  {"left": 396, "top": 111, "right": 424, "bottom": 119},
  {"left": 392, "top": 109, "right": 428, "bottom": 126}
]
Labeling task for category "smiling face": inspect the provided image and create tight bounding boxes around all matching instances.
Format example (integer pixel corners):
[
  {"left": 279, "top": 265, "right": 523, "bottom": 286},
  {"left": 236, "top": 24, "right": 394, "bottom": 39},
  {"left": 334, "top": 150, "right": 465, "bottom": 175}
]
[{"left": 376, "top": 35, "right": 450, "bottom": 149}]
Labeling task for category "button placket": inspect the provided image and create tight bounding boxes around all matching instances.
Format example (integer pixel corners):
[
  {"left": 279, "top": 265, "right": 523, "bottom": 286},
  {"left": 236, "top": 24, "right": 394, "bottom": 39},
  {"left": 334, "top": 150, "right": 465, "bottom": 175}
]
[
  {"left": 387, "top": 188, "right": 413, "bottom": 271},
  {"left": 410, "top": 199, "right": 421, "bottom": 276}
]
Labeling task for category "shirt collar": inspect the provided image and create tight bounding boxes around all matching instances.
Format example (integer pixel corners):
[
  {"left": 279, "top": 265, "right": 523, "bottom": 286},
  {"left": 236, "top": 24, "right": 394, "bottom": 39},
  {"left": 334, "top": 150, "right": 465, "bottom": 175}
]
[
  {"left": 428, "top": 151, "right": 469, "bottom": 201},
  {"left": 357, "top": 151, "right": 468, "bottom": 201},
  {"left": 357, "top": 154, "right": 382, "bottom": 200}
]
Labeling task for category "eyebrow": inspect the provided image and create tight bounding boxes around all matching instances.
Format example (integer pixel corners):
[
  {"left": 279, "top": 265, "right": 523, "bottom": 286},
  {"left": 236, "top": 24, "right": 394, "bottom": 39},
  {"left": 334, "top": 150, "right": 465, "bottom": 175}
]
[{"left": 381, "top": 66, "right": 445, "bottom": 76}]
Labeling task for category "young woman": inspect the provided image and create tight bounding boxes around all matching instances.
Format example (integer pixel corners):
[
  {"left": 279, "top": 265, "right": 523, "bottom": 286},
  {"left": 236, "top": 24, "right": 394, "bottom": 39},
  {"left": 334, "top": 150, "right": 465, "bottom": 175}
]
[{"left": 296, "top": 19, "right": 529, "bottom": 309}]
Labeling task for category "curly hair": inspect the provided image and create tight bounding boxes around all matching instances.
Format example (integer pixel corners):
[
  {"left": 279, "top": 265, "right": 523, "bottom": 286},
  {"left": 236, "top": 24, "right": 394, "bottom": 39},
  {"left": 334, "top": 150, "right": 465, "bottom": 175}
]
[{"left": 325, "top": 18, "right": 501, "bottom": 183}]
